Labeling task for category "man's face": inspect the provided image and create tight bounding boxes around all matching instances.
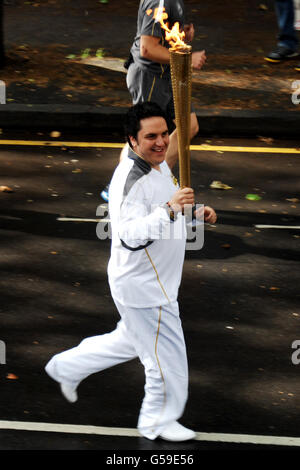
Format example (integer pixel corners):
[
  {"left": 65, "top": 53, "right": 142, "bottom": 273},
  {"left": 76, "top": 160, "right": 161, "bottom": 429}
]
[{"left": 130, "top": 116, "right": 169, "bottom": 169}]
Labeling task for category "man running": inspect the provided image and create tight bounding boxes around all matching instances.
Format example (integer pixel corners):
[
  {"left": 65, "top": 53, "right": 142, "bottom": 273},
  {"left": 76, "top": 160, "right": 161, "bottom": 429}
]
[{"left": 46, "top": 102, "right": 216, "bottom": 442}]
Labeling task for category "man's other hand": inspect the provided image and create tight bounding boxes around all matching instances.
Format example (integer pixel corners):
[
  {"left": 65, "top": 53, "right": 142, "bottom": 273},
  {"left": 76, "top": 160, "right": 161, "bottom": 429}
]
[{"left": 192, "top": 50, "right": 206, "bottom": 70}]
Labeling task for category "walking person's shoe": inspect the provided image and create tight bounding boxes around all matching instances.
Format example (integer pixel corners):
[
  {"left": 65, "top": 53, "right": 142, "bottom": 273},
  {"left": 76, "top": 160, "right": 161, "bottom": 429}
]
[
  {"left": 265, "top": 46, "right": 299, "bottom": 63},
  {"left": 159, "top": 421, "right": 196, "bottom": 442},
  {"left": 100, "top": 184, "right": 110, "bottom": 202}
]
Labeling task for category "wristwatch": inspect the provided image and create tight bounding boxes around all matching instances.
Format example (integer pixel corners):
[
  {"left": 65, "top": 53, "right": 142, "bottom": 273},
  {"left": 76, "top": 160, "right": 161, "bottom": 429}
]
[{"left": 165, "top": 202, "right": 177, "bottom": 222}]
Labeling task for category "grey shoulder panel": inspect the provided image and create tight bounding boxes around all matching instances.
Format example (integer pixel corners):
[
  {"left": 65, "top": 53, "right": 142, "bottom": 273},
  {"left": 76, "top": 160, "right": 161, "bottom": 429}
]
[{"left": 123, "top": 148, "right": 152, "bottom": 199}]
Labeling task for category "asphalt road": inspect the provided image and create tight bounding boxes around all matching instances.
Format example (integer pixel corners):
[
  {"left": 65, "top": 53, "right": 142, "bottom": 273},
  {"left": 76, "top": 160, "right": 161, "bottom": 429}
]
[{"left": 0, "top": 130, "right": 299, "bottom": 457}]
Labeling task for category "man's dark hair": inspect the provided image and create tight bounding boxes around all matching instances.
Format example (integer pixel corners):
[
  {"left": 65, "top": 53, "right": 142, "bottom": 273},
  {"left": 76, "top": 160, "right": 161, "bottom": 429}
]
[{"left": 124, "top": 102, "right": 171, "bottom": 148}]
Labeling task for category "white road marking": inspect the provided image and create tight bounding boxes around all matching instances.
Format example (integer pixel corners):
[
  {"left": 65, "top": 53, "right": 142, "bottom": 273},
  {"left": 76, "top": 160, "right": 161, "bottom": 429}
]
[
  {"left": 0, "top": 215, "right": 23, "bottom": 220},
  {"left": 0, "top": 420, "right": 139, "bottom": 437},
  {"left": 0, "top": 420, "right": 299, "bottom": 446},
  {"left": 255, "top": 225, "right": 300, "bottom": 229},
  {"left": 57, "top": 217, "right": 110, "bottom": 223}
]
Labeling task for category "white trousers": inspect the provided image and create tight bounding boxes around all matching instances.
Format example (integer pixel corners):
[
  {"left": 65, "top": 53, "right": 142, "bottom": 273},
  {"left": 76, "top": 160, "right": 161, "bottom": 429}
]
[{"left": 45, "top": 300, "right": 189, "bottom": 440}]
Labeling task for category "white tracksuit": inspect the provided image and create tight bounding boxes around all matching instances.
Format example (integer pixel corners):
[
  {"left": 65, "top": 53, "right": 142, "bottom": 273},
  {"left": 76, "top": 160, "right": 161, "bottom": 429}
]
[{"left": 45, "top": 148, "right": 189, "bottom": 440}]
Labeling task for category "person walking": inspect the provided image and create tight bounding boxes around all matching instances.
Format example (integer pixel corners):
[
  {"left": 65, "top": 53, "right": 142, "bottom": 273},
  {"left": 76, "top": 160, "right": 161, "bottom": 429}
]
[
  {"left": 101, "top": 0, "right": 206, "bottom": 202},
  {"left": 265, "top": 0, "right": 300, "bottom": 70}
]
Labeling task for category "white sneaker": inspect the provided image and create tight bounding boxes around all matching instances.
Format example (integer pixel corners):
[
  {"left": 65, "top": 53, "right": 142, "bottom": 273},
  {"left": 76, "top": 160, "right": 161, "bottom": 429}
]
[
  {"left": 159, "top": 421, "right": 196, "bottom": 442},
  {"left": 60, "top": 383, "right": 78, "bottom": 403}
]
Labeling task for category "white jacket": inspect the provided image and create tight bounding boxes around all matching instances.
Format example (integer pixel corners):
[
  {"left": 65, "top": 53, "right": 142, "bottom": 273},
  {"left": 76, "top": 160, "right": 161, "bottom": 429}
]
[{"left": 107, "top": 147, "right": 186, "bottom": 308}]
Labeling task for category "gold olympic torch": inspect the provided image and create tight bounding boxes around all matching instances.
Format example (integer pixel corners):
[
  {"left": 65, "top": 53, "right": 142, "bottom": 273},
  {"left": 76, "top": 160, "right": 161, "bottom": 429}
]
[{"left": 169, "top": 45, "right": 192, "bottom": 188}]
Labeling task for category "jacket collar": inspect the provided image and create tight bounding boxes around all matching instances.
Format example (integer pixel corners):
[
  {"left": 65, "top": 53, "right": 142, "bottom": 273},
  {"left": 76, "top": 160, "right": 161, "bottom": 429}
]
[{"left": 128, "top": 146, "right": 152, "bottom": 174}]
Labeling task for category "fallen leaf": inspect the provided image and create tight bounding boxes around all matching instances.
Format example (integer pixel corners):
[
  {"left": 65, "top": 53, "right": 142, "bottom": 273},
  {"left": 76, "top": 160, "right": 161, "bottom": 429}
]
[
  {"left": 50, "top": 131, "right": 61, "bottom": 138},
  {"left": 270, "top": 286, "right": 280, "bottom": 291},
  {"left": 246, "top": 194, "right": 262, "bottom": 201},
  {"left": 6, "top": 373, "right": 18, "bottom": 380},
  {"left": 258, "top": 136, "right": 274, "bottom": 144},
  {"left": 259, "top": 4, "right": 268, "bottom": 10},
  {"left": 81, "top": 48, "right": 91, "bottom": 59},
  {"left": 0, "top": 186, "right": 14, "bottom": 193},
  {"left": 286, "top": 198, "right": 299, "bottom": 203},
  {"left": 210, "top": 180, "right": 232, "bottom": 190},
  {"left": 221, "top": 243, "right": 231, "bottom": 249},
  {"left": 96, "top": 48, "right": 106, "bottom": 58}
]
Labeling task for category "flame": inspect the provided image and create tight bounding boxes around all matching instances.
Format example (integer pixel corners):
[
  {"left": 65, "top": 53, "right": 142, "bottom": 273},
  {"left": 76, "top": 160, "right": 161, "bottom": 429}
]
[{"left": 147, "top": 7, "right": 187, "bottom": 51}]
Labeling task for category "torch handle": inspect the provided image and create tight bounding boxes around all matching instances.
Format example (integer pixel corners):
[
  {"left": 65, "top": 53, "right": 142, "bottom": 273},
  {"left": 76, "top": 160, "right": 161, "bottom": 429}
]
[{"left": 169, "top": 47, "right": 192, "bottom": 189}]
